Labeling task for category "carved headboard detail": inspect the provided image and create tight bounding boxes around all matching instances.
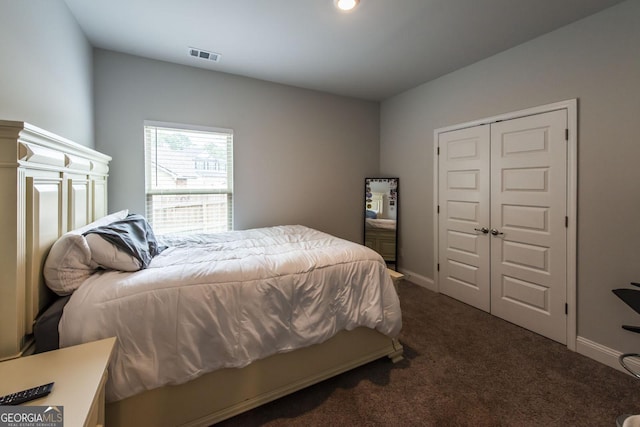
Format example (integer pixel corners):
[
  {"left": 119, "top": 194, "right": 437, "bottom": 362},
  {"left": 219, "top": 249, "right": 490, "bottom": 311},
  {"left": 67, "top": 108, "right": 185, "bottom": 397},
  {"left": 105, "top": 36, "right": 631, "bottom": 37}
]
[{"left": 0, "top": 120, "right": 111, "bottom": 360}]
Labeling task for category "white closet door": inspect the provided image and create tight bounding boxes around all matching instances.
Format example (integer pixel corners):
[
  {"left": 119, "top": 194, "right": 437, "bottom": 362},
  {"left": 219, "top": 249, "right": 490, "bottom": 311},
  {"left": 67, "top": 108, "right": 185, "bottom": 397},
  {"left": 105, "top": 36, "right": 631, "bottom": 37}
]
[
  {"left": 490, "top": 110, "right": 567, "bottom": 344},
  {"left": 438, "top": 125, "right": 491, "bottom": 312}
]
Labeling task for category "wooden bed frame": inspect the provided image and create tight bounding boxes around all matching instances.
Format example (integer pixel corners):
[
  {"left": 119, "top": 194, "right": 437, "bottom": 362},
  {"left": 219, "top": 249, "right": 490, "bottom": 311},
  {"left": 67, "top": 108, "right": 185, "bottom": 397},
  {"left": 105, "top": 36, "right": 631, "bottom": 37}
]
[
  {"left": 0, "top": 120, "right": 403, "bottom": 426},
  {"left": 0, "top": 120, "right": 110, "bottom": 361}
]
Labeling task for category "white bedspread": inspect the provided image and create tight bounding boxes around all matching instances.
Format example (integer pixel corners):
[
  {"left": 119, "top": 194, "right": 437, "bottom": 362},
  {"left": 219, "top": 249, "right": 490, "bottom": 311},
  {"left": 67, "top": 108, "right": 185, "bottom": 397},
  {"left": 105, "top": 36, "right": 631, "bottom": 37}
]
[
  {"left": 59, "top": 225, "right": 402, "bottom": 402},
  {"left": 365, "top": 218, "right": 397, "bottom": 230}
]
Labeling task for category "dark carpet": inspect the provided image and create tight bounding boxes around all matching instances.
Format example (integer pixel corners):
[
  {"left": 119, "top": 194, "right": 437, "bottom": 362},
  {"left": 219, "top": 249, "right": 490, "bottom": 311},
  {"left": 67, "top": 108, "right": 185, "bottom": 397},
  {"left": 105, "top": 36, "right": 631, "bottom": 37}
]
[{"left": 217, "top": 281, "right": 640, "bottom": 426}]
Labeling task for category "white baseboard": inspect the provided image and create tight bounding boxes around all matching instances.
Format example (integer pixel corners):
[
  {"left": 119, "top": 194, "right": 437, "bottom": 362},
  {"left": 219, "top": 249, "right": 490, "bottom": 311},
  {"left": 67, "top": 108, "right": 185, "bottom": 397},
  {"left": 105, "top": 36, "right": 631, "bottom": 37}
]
[
  {"left": 576, "top": 336, "right": 640, "bottom": 378},
  {"left": 397, "top": 268, "right": 437, "bottom": 292}
]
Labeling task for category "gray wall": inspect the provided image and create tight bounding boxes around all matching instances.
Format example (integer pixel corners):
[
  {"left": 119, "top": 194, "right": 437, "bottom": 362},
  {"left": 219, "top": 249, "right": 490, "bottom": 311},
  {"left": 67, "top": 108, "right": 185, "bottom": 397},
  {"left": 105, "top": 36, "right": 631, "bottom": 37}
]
[
  {"left": 381, "top": 0, "right": 640, "bottom": 352},
  {"left": 0, "top": 0, "right": 94, "bottom": 146},
  {"left": 94, "top": 50, "right": 379, "bottom": 242}
]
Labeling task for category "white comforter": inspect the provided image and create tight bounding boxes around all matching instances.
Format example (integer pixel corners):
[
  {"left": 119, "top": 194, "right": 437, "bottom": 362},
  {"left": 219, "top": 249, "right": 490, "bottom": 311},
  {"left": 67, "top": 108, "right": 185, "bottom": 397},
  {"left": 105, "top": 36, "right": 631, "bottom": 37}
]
[
  {"left": 366, "top": 218, "right": 397, "bottom": 230},
  {"left": 59, "top": 225, "right": 402, "bottom": 402}
]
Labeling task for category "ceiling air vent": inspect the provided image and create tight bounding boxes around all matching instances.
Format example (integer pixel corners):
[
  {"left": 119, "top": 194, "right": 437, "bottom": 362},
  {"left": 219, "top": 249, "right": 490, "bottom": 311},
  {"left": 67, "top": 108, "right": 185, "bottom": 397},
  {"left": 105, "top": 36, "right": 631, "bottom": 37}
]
[{"left": 188, "top": 47, "right": 221, "bottom": 63}]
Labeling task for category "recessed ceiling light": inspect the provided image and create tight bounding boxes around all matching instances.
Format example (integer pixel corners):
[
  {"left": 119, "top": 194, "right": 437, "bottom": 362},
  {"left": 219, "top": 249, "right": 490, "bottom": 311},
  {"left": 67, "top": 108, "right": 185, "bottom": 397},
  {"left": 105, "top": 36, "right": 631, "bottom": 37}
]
[{"left": 334, "top": 0, "right": 360, "bottom": 12}]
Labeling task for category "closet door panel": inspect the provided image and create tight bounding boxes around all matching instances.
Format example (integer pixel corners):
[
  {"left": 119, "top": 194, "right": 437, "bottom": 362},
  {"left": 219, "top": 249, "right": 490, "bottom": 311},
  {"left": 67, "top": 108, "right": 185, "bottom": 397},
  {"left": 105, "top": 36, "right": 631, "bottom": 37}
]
[
  {"left": 438, "top": 125, "right": 491, "bottom": 312},
  {"left": 490, "top": 110, "right": 567, "bottom": 344}
]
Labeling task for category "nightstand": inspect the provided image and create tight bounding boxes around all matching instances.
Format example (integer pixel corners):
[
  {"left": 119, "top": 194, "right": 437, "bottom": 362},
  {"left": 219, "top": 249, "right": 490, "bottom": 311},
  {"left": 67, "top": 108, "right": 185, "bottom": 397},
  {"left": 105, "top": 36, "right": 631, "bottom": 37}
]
[
  {"left": 0, "top": 337, "right": 116, "bottom": 427},
  {"left": 387, "top": 268, "right": 404, "bottom": 292}
]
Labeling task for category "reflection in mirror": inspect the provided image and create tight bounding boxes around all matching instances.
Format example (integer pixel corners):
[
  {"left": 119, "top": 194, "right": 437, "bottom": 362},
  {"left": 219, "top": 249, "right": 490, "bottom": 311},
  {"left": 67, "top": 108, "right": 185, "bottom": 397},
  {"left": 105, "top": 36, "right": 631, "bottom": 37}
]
[{"left": 364, "top": 178, "right": 398, "bottom": 270}]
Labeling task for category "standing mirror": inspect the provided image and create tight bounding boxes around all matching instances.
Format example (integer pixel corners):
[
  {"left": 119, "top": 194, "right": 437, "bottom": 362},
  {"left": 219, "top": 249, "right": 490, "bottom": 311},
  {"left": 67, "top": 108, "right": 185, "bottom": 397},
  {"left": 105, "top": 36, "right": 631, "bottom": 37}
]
[{"left": 364, "top": 178, "right": 399, "bottom": 269}]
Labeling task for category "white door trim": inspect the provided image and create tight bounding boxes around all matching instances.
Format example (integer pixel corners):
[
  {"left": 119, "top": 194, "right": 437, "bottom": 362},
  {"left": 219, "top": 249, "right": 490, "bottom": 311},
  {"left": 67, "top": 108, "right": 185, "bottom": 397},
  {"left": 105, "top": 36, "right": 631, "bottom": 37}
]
[{"left": 433, "top": 99, "right": 578, "bottom": 351}]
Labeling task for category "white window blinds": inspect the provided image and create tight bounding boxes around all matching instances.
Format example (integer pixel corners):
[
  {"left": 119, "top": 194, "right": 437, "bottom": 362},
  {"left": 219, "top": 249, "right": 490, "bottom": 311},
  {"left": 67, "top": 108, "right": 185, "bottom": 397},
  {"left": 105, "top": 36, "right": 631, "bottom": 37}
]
[{"left": 144, "top": 121, "right": 233, "bottom": 235}]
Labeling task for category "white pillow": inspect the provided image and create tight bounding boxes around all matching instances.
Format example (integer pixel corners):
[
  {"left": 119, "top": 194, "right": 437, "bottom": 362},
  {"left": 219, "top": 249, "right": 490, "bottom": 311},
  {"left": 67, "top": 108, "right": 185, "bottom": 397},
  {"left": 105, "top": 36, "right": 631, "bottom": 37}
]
[
  {"left": 85, "top": 233, "right": 141, "bottom": 272},
  {"left": 43, "top": 210, "right": 129, "bottom": 295}
]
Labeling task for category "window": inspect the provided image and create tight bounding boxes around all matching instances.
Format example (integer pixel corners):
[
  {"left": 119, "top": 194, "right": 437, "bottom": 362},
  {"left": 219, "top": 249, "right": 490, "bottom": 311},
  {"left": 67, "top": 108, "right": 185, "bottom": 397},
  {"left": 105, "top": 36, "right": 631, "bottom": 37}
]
[{"left": 144, "top": 121, "right": 233, "bottom": 235}]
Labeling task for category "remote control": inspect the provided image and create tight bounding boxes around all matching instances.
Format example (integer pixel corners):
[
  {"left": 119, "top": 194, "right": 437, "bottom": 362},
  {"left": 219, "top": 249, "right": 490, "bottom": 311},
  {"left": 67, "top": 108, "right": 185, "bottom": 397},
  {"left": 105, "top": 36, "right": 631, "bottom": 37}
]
[{"left": 0, "top": 382, "right": 54, "bottom": 405}]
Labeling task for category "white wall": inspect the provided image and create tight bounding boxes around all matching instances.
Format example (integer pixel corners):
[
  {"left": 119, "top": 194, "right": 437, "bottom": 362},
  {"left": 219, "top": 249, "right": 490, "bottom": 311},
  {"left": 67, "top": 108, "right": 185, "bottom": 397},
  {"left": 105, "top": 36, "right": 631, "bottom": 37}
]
[
  {"left": 381, "top": 0, "right": 640, "bottom": 354},
  {"left": 94, "top": 50, "right": 379, "bottom": 242},
  {"left": 0, "top": 0, "right": 94, "bottom": 146}
]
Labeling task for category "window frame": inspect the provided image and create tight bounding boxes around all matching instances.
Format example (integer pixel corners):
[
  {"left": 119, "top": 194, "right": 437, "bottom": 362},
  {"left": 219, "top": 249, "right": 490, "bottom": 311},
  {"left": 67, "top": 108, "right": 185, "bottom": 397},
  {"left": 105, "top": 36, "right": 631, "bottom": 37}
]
[{"left": 143, "top": 120, "right": 234, "bottom": 234}]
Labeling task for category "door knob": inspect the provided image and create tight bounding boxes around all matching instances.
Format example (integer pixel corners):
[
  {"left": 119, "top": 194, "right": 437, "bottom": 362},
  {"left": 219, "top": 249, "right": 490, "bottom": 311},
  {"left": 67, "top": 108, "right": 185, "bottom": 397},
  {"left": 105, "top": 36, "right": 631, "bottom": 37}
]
[
  {"left": 474, "top": 227, "right": 489, "bottom": 234},
  {"left": 490, "top": 228, "right": 504, "bottom": 236}
]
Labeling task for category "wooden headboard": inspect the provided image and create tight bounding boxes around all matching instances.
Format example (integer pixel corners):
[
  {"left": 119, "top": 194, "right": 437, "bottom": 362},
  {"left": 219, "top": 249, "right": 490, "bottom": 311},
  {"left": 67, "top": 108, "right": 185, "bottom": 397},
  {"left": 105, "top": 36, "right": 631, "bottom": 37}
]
[{"left": 0, "top": 120, "right": 111, "bottom": 360}]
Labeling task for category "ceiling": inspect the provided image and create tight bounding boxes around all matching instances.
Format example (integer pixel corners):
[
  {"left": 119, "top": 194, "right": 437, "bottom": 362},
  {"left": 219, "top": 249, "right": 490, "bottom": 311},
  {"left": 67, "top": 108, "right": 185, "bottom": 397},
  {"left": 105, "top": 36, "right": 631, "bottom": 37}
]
[{"left": 63, "top": 0, "right": 626, "bottom": 101}]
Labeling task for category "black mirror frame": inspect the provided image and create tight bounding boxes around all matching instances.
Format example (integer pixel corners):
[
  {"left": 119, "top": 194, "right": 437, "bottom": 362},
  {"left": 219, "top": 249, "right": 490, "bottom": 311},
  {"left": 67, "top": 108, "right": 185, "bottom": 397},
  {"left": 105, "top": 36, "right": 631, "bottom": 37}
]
[{"left": 364, "top": 177, "right": 399, "bottom": 270}]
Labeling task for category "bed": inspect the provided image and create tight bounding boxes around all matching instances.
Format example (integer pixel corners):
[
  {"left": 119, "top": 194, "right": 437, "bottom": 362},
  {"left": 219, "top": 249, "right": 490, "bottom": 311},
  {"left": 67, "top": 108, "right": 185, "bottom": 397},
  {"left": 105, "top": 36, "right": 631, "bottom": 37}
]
[
  {"left": 366, "top": 217, "right": 397, "bottom": 231},
  {"left": 0, "top": 120, "right": 403, "bottom": 426}
]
